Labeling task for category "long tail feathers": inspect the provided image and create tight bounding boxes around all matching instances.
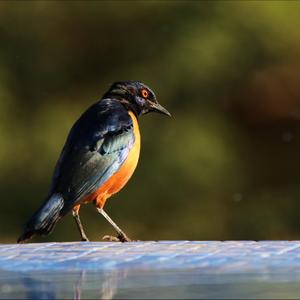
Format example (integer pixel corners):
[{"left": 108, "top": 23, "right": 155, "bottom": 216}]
[{"left": 17, "top": 194, "right": 64, "bottom": 243}]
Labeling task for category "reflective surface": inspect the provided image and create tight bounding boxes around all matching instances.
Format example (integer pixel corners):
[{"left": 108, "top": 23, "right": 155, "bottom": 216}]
[
  {"left": 2, "top": 269, "right": 300, "bottom": 299},
  {"left": 1, "top": 241, "right": 300, "bottom": 299}
]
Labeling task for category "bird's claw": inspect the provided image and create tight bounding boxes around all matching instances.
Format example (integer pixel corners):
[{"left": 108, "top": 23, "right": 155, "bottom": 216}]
[
  {"left": 102, "top": 235, "right": 120, "bottom": 242},
  {"left": 102, "top": 234, "right": 132, "bottom": 242}
]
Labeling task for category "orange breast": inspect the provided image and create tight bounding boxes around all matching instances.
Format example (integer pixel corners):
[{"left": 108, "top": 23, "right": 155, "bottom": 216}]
[{"left": 86, "top": 111, "right": 141, "bottom": 209}]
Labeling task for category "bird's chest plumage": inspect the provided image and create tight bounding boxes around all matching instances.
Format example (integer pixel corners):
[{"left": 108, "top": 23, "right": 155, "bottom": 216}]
[{"left": 88, "top": 111, "right": 141, "bottom": 208}]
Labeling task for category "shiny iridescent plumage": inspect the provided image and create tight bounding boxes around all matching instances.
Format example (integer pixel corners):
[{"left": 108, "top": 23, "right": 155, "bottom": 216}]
[{"left": 18, "top": 81, "right": 170, "bottom": 243}]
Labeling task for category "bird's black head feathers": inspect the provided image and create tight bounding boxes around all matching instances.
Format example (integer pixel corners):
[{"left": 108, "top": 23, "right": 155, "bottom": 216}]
[{"left": 103, "top": 81, "right": 171, "bottom": 117}]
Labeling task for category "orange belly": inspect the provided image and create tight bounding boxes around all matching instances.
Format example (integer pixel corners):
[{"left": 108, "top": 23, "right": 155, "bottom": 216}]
[{"left": 82, "top": 111, "right": 141, "bottom": 209}]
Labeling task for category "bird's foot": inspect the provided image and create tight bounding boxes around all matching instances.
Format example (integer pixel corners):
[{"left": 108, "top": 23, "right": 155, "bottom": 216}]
[
  {"left": 102, "top": 235, "right": 121, "bottom": 242},
  {"left": 81, "top": 237, "right": 90, "bottom": 242},
  {"left": 102, "top": 233, "right": 132, "bottom": 242}
]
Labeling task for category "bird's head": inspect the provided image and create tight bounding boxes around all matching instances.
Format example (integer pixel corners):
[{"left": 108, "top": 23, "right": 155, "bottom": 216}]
[{"left": 103, "top": 81, "right": 171, "bottom": 117}]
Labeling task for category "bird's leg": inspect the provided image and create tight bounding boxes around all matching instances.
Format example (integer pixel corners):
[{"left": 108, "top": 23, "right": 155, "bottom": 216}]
[
  {"left": 96, "top": 208, "right": 131, "bottom": 242},
  {"left": 72, "top": 207, "right": 89, "bottom": 242}
]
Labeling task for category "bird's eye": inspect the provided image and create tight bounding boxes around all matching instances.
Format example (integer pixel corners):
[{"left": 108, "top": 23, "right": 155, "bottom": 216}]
[{"left": 141, "top": 89, "right": 149, "bottom": 98}]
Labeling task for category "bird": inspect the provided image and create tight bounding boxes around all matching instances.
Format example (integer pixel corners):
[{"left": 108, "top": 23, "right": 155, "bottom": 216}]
[{"left": 17, "top": 81, "right": 171, "bottom": 243}]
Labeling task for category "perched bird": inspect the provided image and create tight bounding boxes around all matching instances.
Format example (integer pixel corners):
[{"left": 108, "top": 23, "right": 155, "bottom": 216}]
[{"left": 18, "top": 81, "right": 170, "bottom": 243}]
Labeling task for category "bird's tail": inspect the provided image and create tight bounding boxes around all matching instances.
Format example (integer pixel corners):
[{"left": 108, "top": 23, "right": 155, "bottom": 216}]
[{"left": 17, "top": 193, "right": 64, "bottom": 243}]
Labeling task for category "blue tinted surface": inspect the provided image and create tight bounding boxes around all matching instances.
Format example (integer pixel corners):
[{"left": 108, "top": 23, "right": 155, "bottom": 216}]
[{"left": 1, "top": 241, "right": 300, "bottom": 299}]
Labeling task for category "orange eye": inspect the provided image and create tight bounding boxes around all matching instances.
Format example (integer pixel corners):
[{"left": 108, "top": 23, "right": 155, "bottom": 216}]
[{"left": 141, "top": 89, "right": 149, "bottom": 98}]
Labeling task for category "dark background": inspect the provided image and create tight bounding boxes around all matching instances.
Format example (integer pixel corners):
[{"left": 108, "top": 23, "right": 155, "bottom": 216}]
[{"left": 1, "top": 1, "right": 300, "bottom": 243}]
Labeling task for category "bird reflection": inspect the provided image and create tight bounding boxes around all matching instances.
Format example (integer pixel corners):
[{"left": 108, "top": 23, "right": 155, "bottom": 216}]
[
  {"left": 100, "top": 270, "right": 128, "bottom": 300},
  {"left": 74, "top": 270, "right": 86, "bottom": 300},
  {"left": 72, "top": 269, "right": 128, "bottom": 300}
]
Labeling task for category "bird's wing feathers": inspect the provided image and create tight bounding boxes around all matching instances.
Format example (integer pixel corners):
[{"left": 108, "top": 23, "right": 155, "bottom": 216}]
[{"left": 49, "top": 99, "right": 134, "bottom": 209}]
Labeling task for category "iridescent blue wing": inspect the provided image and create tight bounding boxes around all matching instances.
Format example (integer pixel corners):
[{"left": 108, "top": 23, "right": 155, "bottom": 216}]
[{"left": 49, "top": 99, "right": 135, "bottom": 211}]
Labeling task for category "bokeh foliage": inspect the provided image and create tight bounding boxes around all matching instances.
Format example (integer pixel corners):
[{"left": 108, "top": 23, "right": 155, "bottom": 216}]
[{"left": 1, "top": 1, "right": 300, "bottom": 243}]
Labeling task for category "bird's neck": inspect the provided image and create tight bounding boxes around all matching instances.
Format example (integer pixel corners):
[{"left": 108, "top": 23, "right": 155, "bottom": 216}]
[
  {"left": 119, "top": 99, "right": 141, "bottom": 118},
  {"left": 102, "top": 93, "right": 142, "bottom": 117}
]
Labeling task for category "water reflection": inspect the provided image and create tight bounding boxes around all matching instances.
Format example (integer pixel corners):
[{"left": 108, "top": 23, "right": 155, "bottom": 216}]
[
  {"left": 74, "top": 270, "right": 85, "bottom": 300},
  {"left": 100, "top": 270, "right": 128, "bottom": 300},
  {"left": 23, "top": 274, "right": 56, "bottom": 299},
  {"left": 1, "top": 269, "right": 300, "bottom": 299}
]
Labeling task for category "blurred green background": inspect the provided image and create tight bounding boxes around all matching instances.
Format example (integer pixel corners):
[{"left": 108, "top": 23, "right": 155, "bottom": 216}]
[{"left": 1, "top": 1, "right": 300, "bottom": 243}]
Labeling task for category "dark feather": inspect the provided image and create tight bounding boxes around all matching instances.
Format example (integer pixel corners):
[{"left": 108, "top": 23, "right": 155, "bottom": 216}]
[{"left": 49, "top": 98, "right": 135, "bottom": 213}]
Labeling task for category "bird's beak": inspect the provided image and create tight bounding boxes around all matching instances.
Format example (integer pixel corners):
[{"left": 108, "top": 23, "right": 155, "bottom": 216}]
[{"left": 150, "top": 102, "right": 171, "bottom": 117}]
